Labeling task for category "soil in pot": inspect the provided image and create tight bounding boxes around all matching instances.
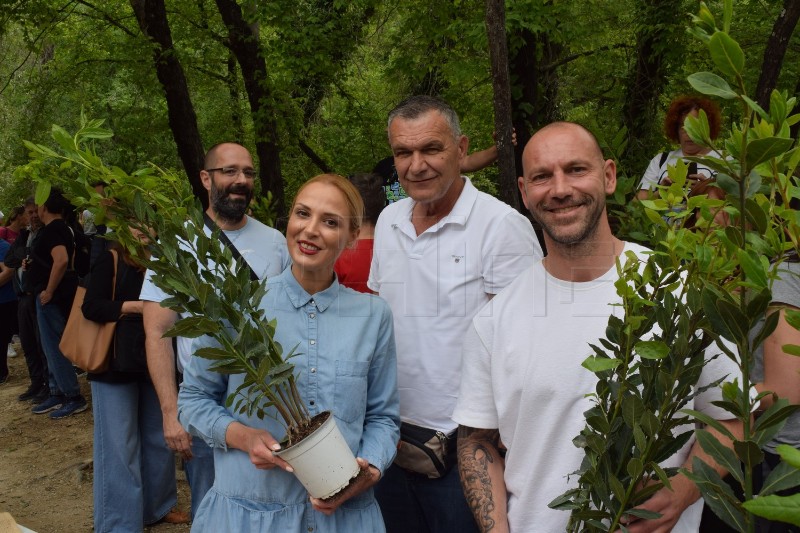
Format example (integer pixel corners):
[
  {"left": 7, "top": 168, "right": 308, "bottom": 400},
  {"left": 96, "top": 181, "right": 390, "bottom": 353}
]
[{"left": 286, "top": 411, "right": 330, "bottom": 445}]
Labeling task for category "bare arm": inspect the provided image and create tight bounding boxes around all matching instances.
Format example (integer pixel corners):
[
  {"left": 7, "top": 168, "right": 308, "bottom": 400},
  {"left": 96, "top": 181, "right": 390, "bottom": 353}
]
[
  {"left": 120, "top": 300, "right": 144, "bottom": 315},
  {"left": 39, "top": 245, "right": 68, "bottom": 305},
  {"left": 461, "top": 146, "right": 499, "bottom": 173},
  {"left": 143, "top": 301, "right": 193, "bottom": 459},
  {"left": 457, "top": 425, "right": 509, "bottom": 533},
  {"left": 624, "top": 418, "right": 743, "bottom": 533},
  {"left": 758, "top": 306, "right": 800, "bottom": 407},
  {"left": 461, "top": 130, "right": 517, "bottom": 174}
]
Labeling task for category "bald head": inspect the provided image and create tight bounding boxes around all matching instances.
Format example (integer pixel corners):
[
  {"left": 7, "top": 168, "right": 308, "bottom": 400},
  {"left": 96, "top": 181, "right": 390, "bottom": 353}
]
[
  {"left": 523, "top": 122, "right": 604, "bottom": 174},
  {"left": 204, "top": 142, "right": 251, "bottom": 169}
]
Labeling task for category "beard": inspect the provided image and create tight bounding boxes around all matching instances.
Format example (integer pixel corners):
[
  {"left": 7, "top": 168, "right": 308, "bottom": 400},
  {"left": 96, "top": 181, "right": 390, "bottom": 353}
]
[
  {"left": 210, "top": 180, "right": 253, "bottom": 223},
  {"left": 533, "top": 194, "right": 606, "bottom": 247}
]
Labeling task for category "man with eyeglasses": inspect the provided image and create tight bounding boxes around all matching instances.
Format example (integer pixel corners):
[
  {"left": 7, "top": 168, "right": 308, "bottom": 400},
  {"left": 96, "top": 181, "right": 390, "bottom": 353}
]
[{"left": 140, "top": 142, "right": 290, "bottom": 520}]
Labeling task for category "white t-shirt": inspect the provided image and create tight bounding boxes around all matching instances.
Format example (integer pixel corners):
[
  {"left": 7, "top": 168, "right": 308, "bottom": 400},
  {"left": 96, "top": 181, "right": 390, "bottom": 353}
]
[
  {"left": 640, "top": 149, "right": 722, "bottom": 191},
  {"left": 140, "top": 215, "right": 290, "bottom": 371},
  {"left": 452, "top": 242, "right": 742, "bottom": 532},
  {"left": 368, "top": 177, "right": 542, "bottom": 432}
]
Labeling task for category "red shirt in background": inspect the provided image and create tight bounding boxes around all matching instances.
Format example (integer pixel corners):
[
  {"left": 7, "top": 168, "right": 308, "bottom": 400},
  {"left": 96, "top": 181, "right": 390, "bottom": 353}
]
[
  {"left": 0, "top": 227, "right": 19, "bottom": 245},
  {"left": 334, "top": 239, "right": 375, "bottom": 294}
]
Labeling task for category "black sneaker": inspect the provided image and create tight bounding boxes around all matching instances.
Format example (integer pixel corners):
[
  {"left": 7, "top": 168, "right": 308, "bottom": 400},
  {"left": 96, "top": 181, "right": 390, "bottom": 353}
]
[
  {"left": 32, "top": 395, "right": 65, "bottom": 414},
  {"left": 49, "top": 396, "right": 88, "bottom": 419},
  {"left": 30, "top": 387, "right": 50, "bottom": 404},
  {"left": 18, "top": 384, "right": 46, "bottom": 402}
]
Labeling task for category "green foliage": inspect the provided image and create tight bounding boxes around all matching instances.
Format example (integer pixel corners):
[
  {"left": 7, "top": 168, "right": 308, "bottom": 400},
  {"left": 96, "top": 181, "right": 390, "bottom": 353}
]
[
  {"left": 249, "top": 191, "right": 278, "bottom": 228},
  {"left": 555, "top": 3, "right": 800, "bottom": 531},
  {"left": 22, "top": 117, "right": 313, "bottom": 443},
  {"left": 551, "top": 249, "right": 722, "bottom": 531}
]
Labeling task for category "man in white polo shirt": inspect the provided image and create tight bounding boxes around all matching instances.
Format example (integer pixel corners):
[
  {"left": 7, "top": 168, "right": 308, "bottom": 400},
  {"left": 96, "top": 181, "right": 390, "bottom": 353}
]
[{"left": 369, "top": 95, "right": 542, "bottom": 533}]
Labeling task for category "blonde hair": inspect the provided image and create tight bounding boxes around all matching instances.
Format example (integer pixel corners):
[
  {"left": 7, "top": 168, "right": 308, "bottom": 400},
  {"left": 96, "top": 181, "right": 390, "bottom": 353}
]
[{"left": 291, "top": 174, "right": 365, "bottom": 233}]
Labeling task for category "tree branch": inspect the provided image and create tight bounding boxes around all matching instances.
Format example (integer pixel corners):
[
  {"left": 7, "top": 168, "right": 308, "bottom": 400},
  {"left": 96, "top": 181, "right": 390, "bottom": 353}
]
[
  {"left": 73, "top": 0, "right": 138, "bottom": 37},
  {"left": 540, "top": 43, "right": 631, "bottom": 73},
  {"left": 298, "top": 139, "right": 331, "bottom": 173}
]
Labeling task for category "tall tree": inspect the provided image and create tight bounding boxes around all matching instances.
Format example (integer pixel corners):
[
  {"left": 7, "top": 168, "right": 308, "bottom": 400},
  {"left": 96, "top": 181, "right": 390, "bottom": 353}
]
[
  {"left": 508, "top": 28, "right": 562, "bottom": 171},
  {"left": 755, "top": 0, "right": 800, "bottom": 109},
  {"left": 622, "top": 0, "right": 686, "bottom": 172},
  {"left": 214, "top": 0, "right": 285, "bottom": 218},
  {"left": 129, "top": 0, "right": 206, "bottom": 204},
  {"left": 485, "top": 0, "right": 518, "bottom": 209}
]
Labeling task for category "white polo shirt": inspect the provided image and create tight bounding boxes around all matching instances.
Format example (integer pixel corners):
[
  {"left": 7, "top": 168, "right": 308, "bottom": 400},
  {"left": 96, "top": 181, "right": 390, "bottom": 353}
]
[{"left": 368, "top": 177, "right": 541, "bottom": 432}]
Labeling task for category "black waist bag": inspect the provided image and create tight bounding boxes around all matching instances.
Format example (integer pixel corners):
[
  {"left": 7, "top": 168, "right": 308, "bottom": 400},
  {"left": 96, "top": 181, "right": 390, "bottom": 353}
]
[{"left": 394, "top": 422, "right": 455, "bottom": 479}]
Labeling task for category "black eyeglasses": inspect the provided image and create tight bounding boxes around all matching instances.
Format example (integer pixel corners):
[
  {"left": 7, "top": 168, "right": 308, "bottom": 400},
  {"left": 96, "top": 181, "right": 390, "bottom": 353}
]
[{"left": 205, "top": 167, "right": 257, "bottom": 179}]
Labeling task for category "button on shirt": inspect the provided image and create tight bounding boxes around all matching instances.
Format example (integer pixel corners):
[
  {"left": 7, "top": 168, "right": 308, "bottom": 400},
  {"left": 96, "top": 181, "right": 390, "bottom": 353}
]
[
  {"left": 368, "top": 177, "right": 542, "bottom": 432},
  {"left": 178, "top": 267, "right": 400, "bottom": 533}
]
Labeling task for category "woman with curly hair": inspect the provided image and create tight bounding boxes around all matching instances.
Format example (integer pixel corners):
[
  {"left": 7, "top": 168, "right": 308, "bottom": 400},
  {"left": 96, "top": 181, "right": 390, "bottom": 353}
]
[{"left": 637, "top": 95, "right": 723, "bottom": 200}]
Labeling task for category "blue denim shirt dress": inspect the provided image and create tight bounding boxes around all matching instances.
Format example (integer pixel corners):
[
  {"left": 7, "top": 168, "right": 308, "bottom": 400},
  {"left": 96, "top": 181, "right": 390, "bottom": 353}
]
[{"left": 178, "top": 267, "right": 400, "bottom": 533}]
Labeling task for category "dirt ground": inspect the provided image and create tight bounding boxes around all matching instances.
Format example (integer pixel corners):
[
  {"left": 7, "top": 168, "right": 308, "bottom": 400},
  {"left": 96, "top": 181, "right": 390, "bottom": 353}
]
[{"left": 0, "top": 344, "right": 192, "bottom": 533}]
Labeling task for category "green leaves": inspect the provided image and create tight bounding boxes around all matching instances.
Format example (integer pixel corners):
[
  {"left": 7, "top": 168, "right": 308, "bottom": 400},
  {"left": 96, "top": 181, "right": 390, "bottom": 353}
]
[
  {"left": 686, "top": 457, "right": 746, "bottom": 530},
  {"left": 558, "top": 250, "right": 732, "bottom": 531},
  {"left": 759, "top": 460, "right": 800, "bottom": 497},
  {"left": 696, "top": 429, "right": 743, "bottom": 484},
  {"left": 634, "top": 341, "right": 668, "bottom": 360},
  {"left": 746, "top": 137, "right": 796, "bottom": 170},
  {"left": 708, "top": 31, "right": 744, "bottom": 78},
  {"left": 778, "top": 444, "right": 800, "bottom": 469},
  {"left": 582, "top": 356, "right": 621, "bottom": 373},
  {"left": 687, "top": 72, "right": 737, "bottom": 99},
  {"left": 34, "top": 180, "right": 51, "bottom": 206},
  {"left": 743, "top": 494, "right": 800, "bottom": 526},
  {"left": 18, "top": 117, "right": 312, "bottom": 438}
]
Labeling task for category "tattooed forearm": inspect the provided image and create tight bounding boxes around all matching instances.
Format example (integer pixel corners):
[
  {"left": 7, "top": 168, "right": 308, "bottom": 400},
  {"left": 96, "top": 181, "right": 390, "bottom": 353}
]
[{"left": 458, "top": 426, "right": 505, "bottom": 532}]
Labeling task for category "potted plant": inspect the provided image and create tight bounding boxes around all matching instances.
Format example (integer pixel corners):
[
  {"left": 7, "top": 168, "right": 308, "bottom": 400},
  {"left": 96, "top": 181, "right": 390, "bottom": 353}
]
[
  {"left": 550, "top": 3, "right": 800, "bottom": 531},
  {"left": 22, "top": 121, "right": 359, "bottom": 499}
]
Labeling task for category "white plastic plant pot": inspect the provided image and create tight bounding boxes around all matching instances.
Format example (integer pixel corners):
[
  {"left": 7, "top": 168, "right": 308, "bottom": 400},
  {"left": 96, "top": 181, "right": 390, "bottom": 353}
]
[{"left": 275, "top": 411, "right": 360, "bottom": 500}]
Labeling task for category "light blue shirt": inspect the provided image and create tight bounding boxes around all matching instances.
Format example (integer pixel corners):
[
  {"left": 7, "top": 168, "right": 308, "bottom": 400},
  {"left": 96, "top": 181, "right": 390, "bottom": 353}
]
[
  {"left": 178, "top": 267, "right": 400, "bottom": 533},
  {"left": 140, "top": 215, "right": 290, "bottom": 371}
]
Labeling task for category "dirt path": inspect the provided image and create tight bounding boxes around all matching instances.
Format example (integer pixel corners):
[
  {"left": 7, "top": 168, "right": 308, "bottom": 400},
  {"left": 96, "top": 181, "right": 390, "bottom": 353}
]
[{"left": 0, "top": 346, "right": 191, "bottom": 533}]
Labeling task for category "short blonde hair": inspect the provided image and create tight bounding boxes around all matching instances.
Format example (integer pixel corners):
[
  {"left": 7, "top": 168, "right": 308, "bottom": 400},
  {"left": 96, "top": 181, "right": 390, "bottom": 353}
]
[{"left": 291, "top": 174, "right": 365, "bottom": 233}]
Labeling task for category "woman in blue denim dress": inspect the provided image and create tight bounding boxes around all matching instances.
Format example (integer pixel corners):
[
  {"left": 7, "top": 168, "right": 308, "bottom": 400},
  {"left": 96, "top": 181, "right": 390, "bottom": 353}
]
[{"left": 178, "top": 174, "right": 400, "bottom": 533}]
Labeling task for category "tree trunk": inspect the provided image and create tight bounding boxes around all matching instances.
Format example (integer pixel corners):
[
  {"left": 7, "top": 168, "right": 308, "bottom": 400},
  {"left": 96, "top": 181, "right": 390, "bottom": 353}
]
[
  {"left": 485, "top": 0, "right": 518, "bottom": 210},
  {"left": 792, "top": 75, "right": 800, "bottom": 141},
  {"left": 756, "top": 0, "right": 800, "bottom": 109},
  {"left": 622, "top": 0, "right": 684, "bottom": 172},
  {"left": 214, "top": 0, "right": 286, "bottom": 220},
  {"left": 509, "top": 27, "right": 561, "bottom": 175},
  {"left": 129, "top": 0, "right": 206, "bottom": 206}
]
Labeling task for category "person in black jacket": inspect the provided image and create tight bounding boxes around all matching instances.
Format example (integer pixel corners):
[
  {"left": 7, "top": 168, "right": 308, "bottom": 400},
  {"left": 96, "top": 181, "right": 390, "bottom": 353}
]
[
  {"left": 83, "top": 234, "right": 188, "bottom": 530},
  {"left": 5, "top": 198, "right": 49, "bottom": 401}
]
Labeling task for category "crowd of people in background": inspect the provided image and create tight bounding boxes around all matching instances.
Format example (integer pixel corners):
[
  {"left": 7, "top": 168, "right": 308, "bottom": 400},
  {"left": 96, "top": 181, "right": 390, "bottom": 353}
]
[{"left": 0, "top": 93, "right": 797, "bottom": 533}]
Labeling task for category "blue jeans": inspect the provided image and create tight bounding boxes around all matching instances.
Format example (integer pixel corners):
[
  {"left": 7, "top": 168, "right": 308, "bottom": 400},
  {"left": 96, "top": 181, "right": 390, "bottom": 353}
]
[
  {"left": 36, "top": 298, "right": 80, "bottom": 397},
  {"left": 92, "top": 379, "right": 177, "bottom": 531},
  {"left": 375, "top": 463, "right": 478, "bottom": 533},
  {"left": 185, "top": 435, "right": 215, "bottom": 520}
]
